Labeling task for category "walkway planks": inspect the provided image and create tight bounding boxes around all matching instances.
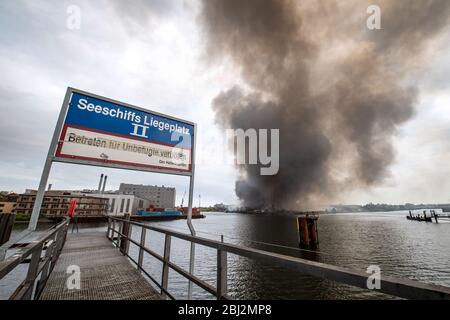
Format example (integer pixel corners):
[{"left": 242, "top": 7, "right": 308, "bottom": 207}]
[{"left": 40, "top": 232, "right": 161, "bottom": 300}]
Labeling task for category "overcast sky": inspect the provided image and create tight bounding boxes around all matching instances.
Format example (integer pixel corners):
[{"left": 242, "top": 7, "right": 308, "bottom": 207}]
[{"left": 1, "top": 0, "right": 450, "bottom": 206}]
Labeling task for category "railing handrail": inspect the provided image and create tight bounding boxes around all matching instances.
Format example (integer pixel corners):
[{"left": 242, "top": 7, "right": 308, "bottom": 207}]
[
  {"left": 108, "top": 216, "right": 450, "bottom": 300},
  {"left": 0, "top": 218, "right": 70, "bottom": 299}
]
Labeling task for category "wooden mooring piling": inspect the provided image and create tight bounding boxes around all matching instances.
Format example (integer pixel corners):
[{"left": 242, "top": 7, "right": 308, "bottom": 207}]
[{"left": 297, "top": 214, "right": 319, "bottom": 249}]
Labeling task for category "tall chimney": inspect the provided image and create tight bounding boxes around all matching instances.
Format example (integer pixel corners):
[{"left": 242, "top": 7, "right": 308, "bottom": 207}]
[
  {"left": 102, "top": 175, "right": 108, "bottom": 193},
  {"left": 98, "top": 174, "right": 104, "bottom": 192}
]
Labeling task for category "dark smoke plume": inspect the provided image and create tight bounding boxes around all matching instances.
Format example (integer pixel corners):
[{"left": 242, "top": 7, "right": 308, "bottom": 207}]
[{"left": 200, "top": 0, "right": 450, "bottom": 209}]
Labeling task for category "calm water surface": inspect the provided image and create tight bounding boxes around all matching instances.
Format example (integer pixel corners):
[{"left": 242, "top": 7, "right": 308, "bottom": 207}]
[
  {"left": 1, "top": 212, "right": 449, "bottom": 299},
  {"left": 128, "top": 211, "right": 450, "bottom": 299}
]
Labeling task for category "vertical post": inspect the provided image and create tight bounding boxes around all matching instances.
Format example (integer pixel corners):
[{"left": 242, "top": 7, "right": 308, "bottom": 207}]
[
  {"left": 125, "top": 224, "right": 132, "bottom": 254},
  {"left": 120, "top": 214, "right": 131, "bottom": 254},
  {"left": 138, "top": 227, "right": 146, "bottom": 272},
  {"left": 161, "top": 234, "right": 171, "bottom": 295},
  {"left": 23, "top": 243, "right": 43, "bottom": 299},
  {"left": 216, "top": 249, "right": 227, "bottom": 299},
  {"left": 186, "top": 124, "right": 197, "bottom": 299},
  {"left": 298, "top": 217, "right": 310, "bottom": 248},
  {"left": 303, "top": 218, "right": 310, "bottom": 247},
  {"left": 36, "top": 238, "right": 56, "bottom": 294},
  {"left": 53, "top": 225, "right": 66, "bottom": 263},
  {"left": 112, "top": 219, "right": 116, "bottom": 244},
  {"left": 315, "top": 219, "right": 319, "bottom": 246},
  {"left": 28, "top": 89, "right": 72, "bottom": 231},
  {"left": 107, "top": 217, "right": 111, "bottom": 240}
]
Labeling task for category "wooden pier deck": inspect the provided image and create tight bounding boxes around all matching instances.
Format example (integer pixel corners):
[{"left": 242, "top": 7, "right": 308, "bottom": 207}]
[{"left": 39, "top": 232, "right": 161, "bottom": 300}]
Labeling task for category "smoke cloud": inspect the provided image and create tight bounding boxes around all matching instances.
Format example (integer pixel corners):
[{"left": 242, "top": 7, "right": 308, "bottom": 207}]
[{"left": 200, "top": 0, "right": 450, "bottom": 209}]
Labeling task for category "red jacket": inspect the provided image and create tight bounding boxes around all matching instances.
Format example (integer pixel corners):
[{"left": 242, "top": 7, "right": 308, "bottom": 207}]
[{"left": 68, "top": 199, "right": 77, "bottom": 218}]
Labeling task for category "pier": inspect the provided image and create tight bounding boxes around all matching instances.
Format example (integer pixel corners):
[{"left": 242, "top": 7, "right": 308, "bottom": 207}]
[
  {"left": 406, "top": 210, "right": 450, "bottom": 223},
  {"left": 40, "top": 232, "right": 161, "bottom": 300},
  {"left": 1, "top": 217, "right": 450, "bottom": 300}
]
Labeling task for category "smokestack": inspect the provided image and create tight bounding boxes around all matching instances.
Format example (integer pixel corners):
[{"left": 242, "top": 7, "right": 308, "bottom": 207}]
[
  {"left": 102, "top": 175, "right": 107, "bottom": 193},
  {"left": 98, "top": 174, "right": 104, "bottom": 192},
  {"left": 47, "top": 183, "right": 52, "bottom": 191}
]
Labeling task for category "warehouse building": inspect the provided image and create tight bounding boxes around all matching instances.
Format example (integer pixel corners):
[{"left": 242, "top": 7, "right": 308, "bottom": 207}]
[
  {"left": 118, "top": 183, "right": 176, "bottom": 209},
  {"left": 14, "top": 190, "right": 108, "bottom": 217}
]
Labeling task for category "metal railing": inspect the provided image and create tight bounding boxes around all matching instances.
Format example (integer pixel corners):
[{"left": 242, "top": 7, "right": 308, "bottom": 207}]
[
  {"left": 107, "top": 216, "right": 450, "bottom": 300},
  {"left": 0, "top": 218, "right": 69, "bottom": 300}
]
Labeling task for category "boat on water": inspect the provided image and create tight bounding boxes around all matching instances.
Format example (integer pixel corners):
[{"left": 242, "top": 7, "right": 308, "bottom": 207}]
[
  {"left": 136, "top": 209, "right": 182, "bottom": 217},
  {"left": 406, "top": 209, "right": 436, "bottom": 222},
  {"left": 136, "top": 205, "right": 201, "bottom": 217},
  {"left": 179, "top": 206, "right": 201, "bottom": 215},
  {"left": 406, "top": 215, "right": 432, "bottom": 222}
]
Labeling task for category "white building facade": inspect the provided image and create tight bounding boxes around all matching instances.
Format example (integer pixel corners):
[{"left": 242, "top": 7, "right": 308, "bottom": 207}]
[{"left": 91, "top": 193, "right": 150, "bottom": 216}]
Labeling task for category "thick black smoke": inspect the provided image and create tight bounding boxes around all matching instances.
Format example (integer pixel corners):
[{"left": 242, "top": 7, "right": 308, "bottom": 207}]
[{"left": 200, "top": 0, "right": 450, "bottom": 209}]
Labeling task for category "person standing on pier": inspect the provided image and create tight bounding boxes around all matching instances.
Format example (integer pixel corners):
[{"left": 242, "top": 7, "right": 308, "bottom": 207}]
[{"left": 68, "top": 198, "right": 79, "bottom": 233}]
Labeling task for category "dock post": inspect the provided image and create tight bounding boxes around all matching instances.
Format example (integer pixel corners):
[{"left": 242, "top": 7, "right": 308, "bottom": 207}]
[
  {"left": 310, "top": 220, "right": 318, "bottom": 245},
  {"left": 297, "top": 215, "right": 319, "bottom": 249},
  {"left": 301, "top": 217, "right": 310, "bottom": 247}
]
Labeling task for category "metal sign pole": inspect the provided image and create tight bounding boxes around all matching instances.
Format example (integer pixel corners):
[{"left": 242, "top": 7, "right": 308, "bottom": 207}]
[
  {"left": 28, "top": 89, "right": 72, "bottom": 231},
  {"left": 187, "top": 124, "right": 197, "bottom": 299}
]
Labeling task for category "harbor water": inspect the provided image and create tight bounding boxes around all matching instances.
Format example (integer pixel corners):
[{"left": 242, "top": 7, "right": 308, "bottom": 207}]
[
  {"left": 2, "top": 211, "right": 450, "bottom": 299},
  {"left": 127, "top": 211, "right": 450, "bottom": 299}
]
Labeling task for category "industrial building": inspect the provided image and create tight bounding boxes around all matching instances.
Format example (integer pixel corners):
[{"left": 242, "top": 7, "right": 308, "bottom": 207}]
[
  {"left": 0, "top": 193, "right": 17, "bottom": 214},
  {"left": 14, "top": 190, "right": 108, "bottom": 217},
  {"left": 119, "top": 183, "right": 176, "bottom": 209},
  {"left": 7, "top": 176, "right": 177, "bottom": 218}
]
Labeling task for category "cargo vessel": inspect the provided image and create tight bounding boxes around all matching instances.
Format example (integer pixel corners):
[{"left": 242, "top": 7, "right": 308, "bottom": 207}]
[
  {"left": 136, "top": 210, "right": 182, "bottom": 217},
  {"left": 136, "top": 206, "right": 182, "bottom": 217}
]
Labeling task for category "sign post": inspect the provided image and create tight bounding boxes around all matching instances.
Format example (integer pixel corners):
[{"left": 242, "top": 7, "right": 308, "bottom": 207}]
[
  {"left": 28, "top": 89, "right": 72, "bottom": 231},
  {"left": 28, "top": 89, "right": 197, "bottom": 290},
  {"left": 186, "top": 124, "right": 197, "bottom": 299}
]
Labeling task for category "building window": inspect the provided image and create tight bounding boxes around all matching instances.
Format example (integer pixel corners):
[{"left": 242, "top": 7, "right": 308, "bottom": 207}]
[
  {"left": 126, "top": 199, "right": 130, "bottom": 213},
  {"left": 120, "top": 199, "right": 125, "bottom": 213},
  {"left": 110, "top": 199, "right": 115, "bottom": 213}
]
